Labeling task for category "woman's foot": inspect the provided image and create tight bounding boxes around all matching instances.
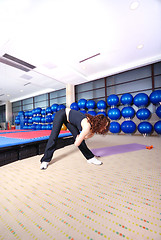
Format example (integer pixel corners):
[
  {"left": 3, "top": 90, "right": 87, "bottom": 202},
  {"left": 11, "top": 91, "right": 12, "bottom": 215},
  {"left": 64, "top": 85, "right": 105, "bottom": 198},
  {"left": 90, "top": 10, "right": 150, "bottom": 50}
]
[
  {"left": 87, "top": 157, "right": 102, "bottom": 165},
  {"left": 40, "top": 162, "right": 49, "bottom": 170}
]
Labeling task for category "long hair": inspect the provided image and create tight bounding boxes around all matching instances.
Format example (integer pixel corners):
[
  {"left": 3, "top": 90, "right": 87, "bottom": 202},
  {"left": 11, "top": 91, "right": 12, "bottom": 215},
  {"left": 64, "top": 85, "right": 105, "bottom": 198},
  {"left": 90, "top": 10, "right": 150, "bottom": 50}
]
[{"left": 85, "top": 114, "right": 110, "bottom": 134}]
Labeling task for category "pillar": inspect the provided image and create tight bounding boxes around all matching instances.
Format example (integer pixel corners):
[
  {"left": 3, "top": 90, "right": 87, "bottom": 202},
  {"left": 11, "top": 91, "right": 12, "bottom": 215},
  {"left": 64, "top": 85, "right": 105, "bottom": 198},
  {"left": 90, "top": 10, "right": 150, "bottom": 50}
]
[
  {"left": 6, "top": 101, "right": 12, "bottom": 123},
  {"left": 66, "top": 84, "right": 75, "bottom": 108}
]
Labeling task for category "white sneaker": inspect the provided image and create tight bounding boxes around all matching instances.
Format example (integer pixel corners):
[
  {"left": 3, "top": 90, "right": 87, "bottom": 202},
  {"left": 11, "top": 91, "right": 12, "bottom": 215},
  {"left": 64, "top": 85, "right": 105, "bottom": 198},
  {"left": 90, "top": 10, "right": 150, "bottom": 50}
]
[
  {"left": 40, "top": 162, "right": 49, "bottom": 170},
  {"left": 87, "top": 157, "right": 102, "bottom": 165}
]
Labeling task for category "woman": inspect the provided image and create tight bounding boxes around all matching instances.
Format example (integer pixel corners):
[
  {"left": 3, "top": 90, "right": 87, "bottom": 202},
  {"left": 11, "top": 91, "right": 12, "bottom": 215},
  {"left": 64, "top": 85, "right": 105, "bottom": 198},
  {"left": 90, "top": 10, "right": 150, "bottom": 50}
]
[{"left": 40, "top": 108, "right": 110, "bottom": 169}]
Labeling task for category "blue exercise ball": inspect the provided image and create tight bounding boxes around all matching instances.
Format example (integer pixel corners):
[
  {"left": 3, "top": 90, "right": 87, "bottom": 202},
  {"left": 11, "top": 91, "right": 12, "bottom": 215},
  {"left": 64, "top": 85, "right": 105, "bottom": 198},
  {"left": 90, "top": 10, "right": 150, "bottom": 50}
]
[
  {"left": 78, "top": 99, "right": 87, "bottom": 109},
  {"left": 156, "top": 105, "right": 161, "bottom": 118},
  {"left": 80, "top": 110, "right": 87, "bottom": 114},
  {"left": 41, "top": 109, "right": 46, "bottom": 116},
  {"left": 32, "top": 109, "right": 36, "bottom": 116},
  {"left": 51, "top": 104, "right": 59, "bottom": 112},
  {"left": 35, "top": 124, "right": 42, "bottom": 130},
  {"left": 46, "top": 107, "right": 52, "bottom": 115},
  {"left": 57, "top": 104, "right": 66, "bottom": 111},
  {"left": 52, "top": 113, "right": 56, "bottom": 121},
  {"left": 35, "top": 107, "right": 42, "bottom": 115},
  {"left": 24, "top": 111, "right": 29, "bottom": 117},
  {"left": 149, "top": 90, "right": 161, "bottom": 105},
  {"left": 42, "top": 125, "right": 47, "bottom": 130},
  {"left": 138, "top": 122, "right": 153, "bottom": 135},
  {"left": 28, "top": 111, "right": 33, "bottom": 118},
  {"left": 88, "top": 111, "right": 96, "bottom": 116},
  {"left": 154, "top": 120, "right": 161, "bottom": 134},
  {"left": 109, "top": 122, "right": 121, "bottom": 134},
  {"left": 108, "top": 108, "right": 121, "bottom": 120},
  {"left": 97, "top": 100, "right": 107, "bottom": 110},
  {"left": 107, "top": 94, "right": 119, "bottom": 107},
  {"left": 136, "top": 108, "right": 151, "bottom": 120},
  {"left": 86, "top": 100, "right": 96, "bottom": 109},
  {"left": 70, "top": 102, "right": 79, "bottom": 111},
  {"left": 31, "top": 123, "right": 37, "bottom": 130},
  {"left": 28, "top": 118, "right": 33, "bottom": 124},
  {"left": 121, "top": 106, "right": 135, "bottom": 119},
  {"left": 24, "top": 118, "right": 28, "bottom": 125},
  {"left": 121, "top": 121, "right": 136, "bottom": 134},
  {"left": 46, "top": 124, "right": 52, "bottom": 130},
  {"left": 133, "top": 93, "right": 149, "bottom": 107},
  {"left": 18, "top": 111, "right": 24, "bottom": 116},
  {"left": 97, "top": 112, "right": 107, "bottom": 116},
  {"left": 41, "top": 117, "right": 46, "bottom": 124},
  {"left": 46, "top": 115, "right": 52, "bottom": 123},
  {"left": 35, "top": 116, "right": 41, "bottom": 123},
  {"left": 120, "top": 93, "right": 133, "bottom": 105},
  {"left": 15, "top": 119, "right": 20, "bottom": 125}
]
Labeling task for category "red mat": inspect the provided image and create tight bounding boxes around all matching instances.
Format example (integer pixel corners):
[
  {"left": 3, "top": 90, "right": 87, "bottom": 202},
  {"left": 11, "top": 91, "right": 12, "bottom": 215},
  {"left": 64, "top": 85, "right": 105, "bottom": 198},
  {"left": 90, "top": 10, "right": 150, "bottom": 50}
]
[{"left": 0, "top": 130, "right": 70, "bottom": 139}]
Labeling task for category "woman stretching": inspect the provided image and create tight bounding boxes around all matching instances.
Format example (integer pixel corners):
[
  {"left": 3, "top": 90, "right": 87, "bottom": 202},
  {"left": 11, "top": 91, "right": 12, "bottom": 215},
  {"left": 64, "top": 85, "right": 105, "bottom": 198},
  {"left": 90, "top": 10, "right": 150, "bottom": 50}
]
[{"left": 40, "top": 108, "right": 110, "bottom": 169}]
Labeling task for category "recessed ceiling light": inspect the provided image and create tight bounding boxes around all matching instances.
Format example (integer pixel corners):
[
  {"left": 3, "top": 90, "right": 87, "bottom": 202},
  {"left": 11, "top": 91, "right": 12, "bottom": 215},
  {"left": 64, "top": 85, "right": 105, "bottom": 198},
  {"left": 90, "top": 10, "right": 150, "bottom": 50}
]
[
  {"left": 20, "top": 90, "right": 24, "bottom": 92},
  {"left": 130, "top": 1, "right": 139, "bottom": 10},
  {"left": 137, "top": 44, "right": 144, "bottom": 49},
  {"left": 7, "top": 94, "right": 10, "bottom": 97}
]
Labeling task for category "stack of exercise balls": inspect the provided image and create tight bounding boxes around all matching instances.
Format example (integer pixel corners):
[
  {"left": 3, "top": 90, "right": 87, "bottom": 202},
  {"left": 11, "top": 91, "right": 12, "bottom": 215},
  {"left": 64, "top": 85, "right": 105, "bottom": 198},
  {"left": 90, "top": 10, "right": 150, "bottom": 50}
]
[
  {"left": 107, "top": 94, "right": 121, "bottom": 134},
  {"left": 86, "top": 100, "right": 96, "bottom": 116},
  {"left": 15, "top": 90, "right": 161, "bottom": 135},
  {"left": 150, "top": 90, "right": 161, "bottom": 135},
  {"left": 15, "top": 104, "right": 66, "bottom": 130},
  {"left": 134, "top": 93, "right": 152, "bottom": 135},
  {"left": 78, "top": 99, "right": 87, "bottom": 114},
  {"left": 120, "top": 93, "right": 136, "bottom": 134},
  {"left": 97, "top": 100, "right": 107, "bottom": 116}
]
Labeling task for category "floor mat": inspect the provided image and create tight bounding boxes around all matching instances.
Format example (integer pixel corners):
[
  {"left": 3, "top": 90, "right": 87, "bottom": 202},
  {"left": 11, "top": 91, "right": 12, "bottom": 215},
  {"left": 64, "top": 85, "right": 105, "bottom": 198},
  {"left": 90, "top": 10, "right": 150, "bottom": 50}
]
[{"left": 91, "top": 143, "right": 147, "bottom": 157}]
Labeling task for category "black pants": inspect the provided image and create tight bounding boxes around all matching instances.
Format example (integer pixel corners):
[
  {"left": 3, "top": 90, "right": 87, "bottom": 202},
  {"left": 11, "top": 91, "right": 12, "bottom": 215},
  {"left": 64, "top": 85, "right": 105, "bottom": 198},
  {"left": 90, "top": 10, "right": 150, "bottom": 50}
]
[{"left": 40, "top": 109, "right": 94, "bottom": 163}]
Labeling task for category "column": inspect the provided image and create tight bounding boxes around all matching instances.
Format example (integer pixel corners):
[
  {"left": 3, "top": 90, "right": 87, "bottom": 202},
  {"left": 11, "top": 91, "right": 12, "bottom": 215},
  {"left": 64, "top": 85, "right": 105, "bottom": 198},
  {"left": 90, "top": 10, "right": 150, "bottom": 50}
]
[
  {"left": 66, "top": 84, "right": 75, "bottom": 108},
  {"left": 6, "top": 101, "right": 12, "bottom": 123}
]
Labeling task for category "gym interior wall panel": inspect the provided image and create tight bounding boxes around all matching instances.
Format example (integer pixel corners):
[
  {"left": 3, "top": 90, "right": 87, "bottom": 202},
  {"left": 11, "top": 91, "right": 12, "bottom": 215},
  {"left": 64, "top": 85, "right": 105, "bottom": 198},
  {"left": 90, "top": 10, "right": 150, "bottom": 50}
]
[
  {"left": 35, "top": 93, "right": 48, "bottom": 102},
  {"left": 154, "top": 76, "right": 161, "bottom": 88},
  {"left": 154, "top": 62, "right": 161, "bottom": 75},
  {"left": 93, "top": 78, "right": 104, "bottom": 88},
  {"left": 12, "top": 101, "right": 21, "bottom": 108},
  {"left": 23, "top": 98, "right": 33, "bottom": 105},
  {"left": 76, "top": 91, "right": 93, "bottom": 101},
  {"left": 0, "top": 105, "right": 5, "bottom": 122},
  {"left": 50, "top": 97, "right": 66, "bottom": 106},
  {"left": 57, "top": 96, "right": 66, "bottom": 105},
  {"left": 35, "top": 101, "right": 48, "bottom": 109},
  {"left": 93, "top": 88, "right": 105, "bottom": 99},
  {"left": 111, "top": 66, "right": 151, "bottom": 85},
  {"left": 50, "top": 89, "right": 66, "bottom": 98},
  {"left": 12, "top": 106, "right": 21, "bottom": 113},
  {"left": 75, "top": 82, "right": 93, "bottom": 93},
  {"left": 23, "top": 104, "right": 33, "bottom": 111},
  {"left": 107, "top": 78, "right": 152, "bottom": 96},
  {"left": 50, "top": 98, "right": 59, "bottom": 105}
]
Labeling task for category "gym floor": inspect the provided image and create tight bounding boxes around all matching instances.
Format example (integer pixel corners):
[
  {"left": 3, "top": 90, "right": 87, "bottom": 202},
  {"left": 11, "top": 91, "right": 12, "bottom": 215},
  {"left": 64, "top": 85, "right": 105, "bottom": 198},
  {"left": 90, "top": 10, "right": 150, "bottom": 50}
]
[{"left": 0, "top": 134, "right": 160, "bottom": 240}]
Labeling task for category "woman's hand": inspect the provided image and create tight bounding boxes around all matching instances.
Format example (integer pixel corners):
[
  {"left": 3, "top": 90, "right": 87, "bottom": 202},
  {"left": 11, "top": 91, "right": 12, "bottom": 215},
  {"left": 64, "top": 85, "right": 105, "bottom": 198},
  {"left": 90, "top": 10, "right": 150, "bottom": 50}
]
[
  {"left": 74, "top": 132, "right": 94, "bottom": 147},
  {"left": 84, "top": 132, "right": 94, "bottom": 139}
]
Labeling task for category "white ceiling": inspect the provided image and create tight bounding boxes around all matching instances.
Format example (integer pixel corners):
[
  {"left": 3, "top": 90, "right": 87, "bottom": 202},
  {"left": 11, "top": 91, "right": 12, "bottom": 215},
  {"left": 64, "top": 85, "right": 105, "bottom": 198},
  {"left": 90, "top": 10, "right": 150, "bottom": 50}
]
[{"left": 0, "top": 0, "right": 161, "bottom": 105}]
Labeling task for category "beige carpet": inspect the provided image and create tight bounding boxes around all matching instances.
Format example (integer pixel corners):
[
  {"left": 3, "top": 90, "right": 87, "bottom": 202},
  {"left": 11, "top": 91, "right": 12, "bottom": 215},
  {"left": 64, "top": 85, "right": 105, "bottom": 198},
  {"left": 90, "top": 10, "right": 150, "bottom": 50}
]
[{"left": 0, "top": 134, "right": 160, "bottom": 240}]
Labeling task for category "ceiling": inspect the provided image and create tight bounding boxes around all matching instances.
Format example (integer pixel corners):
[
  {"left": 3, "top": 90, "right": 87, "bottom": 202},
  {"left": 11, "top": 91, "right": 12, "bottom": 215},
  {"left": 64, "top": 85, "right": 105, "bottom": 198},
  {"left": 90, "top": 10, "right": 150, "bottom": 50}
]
[{"left": 0, "top": 0, "right": 161, "bottom": 105}]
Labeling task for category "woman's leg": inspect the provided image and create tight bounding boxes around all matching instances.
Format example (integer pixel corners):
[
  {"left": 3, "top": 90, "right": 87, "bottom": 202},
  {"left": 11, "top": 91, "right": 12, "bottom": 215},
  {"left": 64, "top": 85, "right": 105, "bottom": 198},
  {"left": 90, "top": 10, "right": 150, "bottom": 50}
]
[
  {"left": 66, "top": 122, "right": 94, "bottom": 160},
  {"left": 40, "top": 109, "right": 67, "bottom": 163}
]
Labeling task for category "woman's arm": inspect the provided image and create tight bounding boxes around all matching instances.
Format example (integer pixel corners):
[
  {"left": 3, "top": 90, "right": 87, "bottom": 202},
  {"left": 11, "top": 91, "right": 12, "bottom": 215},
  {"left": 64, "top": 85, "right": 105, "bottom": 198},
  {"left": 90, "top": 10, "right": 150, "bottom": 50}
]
[{"left": 74, "top": 119, "right": 92, "bottom": 147}]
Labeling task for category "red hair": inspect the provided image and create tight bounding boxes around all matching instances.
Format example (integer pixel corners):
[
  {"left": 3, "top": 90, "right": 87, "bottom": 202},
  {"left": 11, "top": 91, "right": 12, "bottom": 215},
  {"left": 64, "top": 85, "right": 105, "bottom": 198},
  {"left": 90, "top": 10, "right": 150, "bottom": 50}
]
[{"left": 86, "top": 114, "right": 110, "bottom": 134}]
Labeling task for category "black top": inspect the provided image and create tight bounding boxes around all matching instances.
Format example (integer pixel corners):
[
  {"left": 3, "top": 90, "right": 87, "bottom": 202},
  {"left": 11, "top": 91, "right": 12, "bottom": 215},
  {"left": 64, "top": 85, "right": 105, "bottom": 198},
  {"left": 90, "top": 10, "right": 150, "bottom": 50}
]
[{"left": 69, "top": 110, "right": 87, "bottom": 131}]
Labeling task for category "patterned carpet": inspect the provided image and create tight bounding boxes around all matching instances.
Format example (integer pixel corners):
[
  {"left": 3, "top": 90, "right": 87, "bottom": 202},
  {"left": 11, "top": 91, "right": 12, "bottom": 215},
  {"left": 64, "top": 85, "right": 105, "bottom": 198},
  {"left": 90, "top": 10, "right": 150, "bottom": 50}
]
[{"left": 0, "top": 134, "right": 160, "bottom": 240}]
